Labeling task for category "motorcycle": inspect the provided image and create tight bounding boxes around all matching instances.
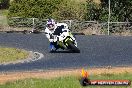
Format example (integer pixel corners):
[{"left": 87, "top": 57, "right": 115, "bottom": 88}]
[{"left": 50, "top": 25, "right": 80, "bottom": 53}]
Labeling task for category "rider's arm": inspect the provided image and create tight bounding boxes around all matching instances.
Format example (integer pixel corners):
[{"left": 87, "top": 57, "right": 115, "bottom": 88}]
[
  {"left": 56, "top": 23, "right": 68, "bottom": 29},
  {"left": 45, "top": 28, "right": 50, "bottom": 39},
  {"left": 45, "top": 28, "right": 55, "bottom": 42}
]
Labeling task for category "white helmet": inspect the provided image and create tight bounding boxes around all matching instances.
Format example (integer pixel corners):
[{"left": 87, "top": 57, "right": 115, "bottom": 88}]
[{"left": 46, "top": 19, "right": 55, "bottom": 31}]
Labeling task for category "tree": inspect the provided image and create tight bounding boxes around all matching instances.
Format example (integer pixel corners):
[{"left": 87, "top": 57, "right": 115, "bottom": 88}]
[
  {"left": 85, "top": 0, "right": 102, "bottom": 21},
  {"left": 85, "top": 0, "right": 132, "bottom": 22},
  {"left": 101, "top": 0, "right": 132, "bottom": 22}
]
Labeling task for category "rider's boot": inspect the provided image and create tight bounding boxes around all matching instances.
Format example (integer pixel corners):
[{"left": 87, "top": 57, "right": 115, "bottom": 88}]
[{"left": 50, "top": 42, "right": 56, "bottom": 53}]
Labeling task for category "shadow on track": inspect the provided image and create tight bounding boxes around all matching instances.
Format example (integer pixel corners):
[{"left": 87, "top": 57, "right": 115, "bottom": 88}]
[{"left": 50, "top": 50, "right": 80, "bottom": 53}]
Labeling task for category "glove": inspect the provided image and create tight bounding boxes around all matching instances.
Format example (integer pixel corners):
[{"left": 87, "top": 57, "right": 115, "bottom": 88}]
[
  {"left": 49, "top": 34, "right": 55, "bottom": 42},
  {"left": 50, "top": 34, "right": 54, "bottom": 39}
]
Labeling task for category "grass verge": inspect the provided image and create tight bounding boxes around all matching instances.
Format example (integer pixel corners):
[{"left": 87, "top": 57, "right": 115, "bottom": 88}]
[
  {"left": 0, "top": 73, "right": 131, "bottom": 88},
  {"left": 0, "top": 47, "right": 29, "bottom": 63},
  {"left": 0, "top": 9, "right": 8, "bottom": 16},
  {"left": 0, "top": 9, "right": 8, "bottom": 25}
]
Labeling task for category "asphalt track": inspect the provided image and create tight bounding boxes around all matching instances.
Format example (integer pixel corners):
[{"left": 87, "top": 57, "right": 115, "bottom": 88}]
[{"left": 0, "top": 33, "right": 132, "bottom": 72}]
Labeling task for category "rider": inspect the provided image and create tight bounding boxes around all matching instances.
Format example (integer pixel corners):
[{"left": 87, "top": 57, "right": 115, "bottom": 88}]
[{"left": 45, "top": 18, "right": 68, "bottom": 52}]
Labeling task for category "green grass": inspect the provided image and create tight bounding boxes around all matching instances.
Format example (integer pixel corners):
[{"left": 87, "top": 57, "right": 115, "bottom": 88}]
[
  {"left": 0, "top": 9, "right": 8, "bottom": 16},
  {"left": 0, "top": 47, "right": 29, "bottom": 63},
  {"left": 0, "top": 16, "right": 8, "bottom": 25},
  {"left": 0, "top": 73, "right": 131, "bottom": 88},
  {"left": 0, "top": 9, "right": 8, "bottom": 25}
]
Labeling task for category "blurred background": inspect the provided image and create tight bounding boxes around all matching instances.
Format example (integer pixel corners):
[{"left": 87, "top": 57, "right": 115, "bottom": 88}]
[{"left": 0, "top": 0, "right": 132, "bottom": 35}]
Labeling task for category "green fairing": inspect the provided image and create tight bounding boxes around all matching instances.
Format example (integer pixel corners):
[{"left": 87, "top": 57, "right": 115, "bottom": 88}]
[{"left": 58, "top": 41, "right": 63, "bottom": 47}]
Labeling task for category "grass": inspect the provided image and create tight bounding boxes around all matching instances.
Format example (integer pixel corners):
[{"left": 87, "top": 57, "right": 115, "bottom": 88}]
[
  {"left": 0, "top": 47, "right": 29, "bottom": 63},
  {"left": 0, "top": 9, "right": 8, "bottom": 16},
  {"left": 0, "top": 73, "right": 131, "bottom": 88},
  {"left": 0, "top": 9, "right": 8, "bottom": 25},
  {"left": 0, "top": 16, "right": 8, "bottom": 25}
]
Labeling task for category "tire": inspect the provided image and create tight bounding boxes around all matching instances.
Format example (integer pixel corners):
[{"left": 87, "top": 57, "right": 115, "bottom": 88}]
[{"left": 67, "top": 40, "right": 80, "bottom": 53}]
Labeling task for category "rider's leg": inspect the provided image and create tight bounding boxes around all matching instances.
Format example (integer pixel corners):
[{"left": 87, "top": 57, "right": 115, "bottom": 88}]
[
  {"left": 53, "top": 42, "right": 59, "bottom": 50},
  {"left": 50, "top": 42, "right": 59, "bottom": 51},
  {"left": 50, "top": 42, "right": 55, "bottom": 51}
]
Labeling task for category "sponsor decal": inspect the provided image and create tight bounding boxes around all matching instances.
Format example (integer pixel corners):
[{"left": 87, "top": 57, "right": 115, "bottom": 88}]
[{"left": 80, "top": 69, "right": 131, "bottom": 86}]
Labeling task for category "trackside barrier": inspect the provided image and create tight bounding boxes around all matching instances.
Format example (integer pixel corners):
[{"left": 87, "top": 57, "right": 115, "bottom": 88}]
[{"left": 1, "top": 17, "right": 132, "bottom": 36}]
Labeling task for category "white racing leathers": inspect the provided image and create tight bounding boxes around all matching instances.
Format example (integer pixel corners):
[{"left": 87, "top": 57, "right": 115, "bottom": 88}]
[
  {"left": 45, "top": 23, "right": 68, "bottom": 42},
  {"left": 45, "top": 23, "right": 79, "bottom": 52}
]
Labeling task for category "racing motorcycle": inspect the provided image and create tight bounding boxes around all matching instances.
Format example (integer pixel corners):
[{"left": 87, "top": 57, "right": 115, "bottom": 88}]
[{"left": 50, "top": 25, "right": 80, "bottom": 53}]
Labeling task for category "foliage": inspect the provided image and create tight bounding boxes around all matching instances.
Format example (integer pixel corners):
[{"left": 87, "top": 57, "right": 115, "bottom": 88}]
[
  {"left": 8, "top": 0, "right": 62, "bottom": 19},
  {"left": 8, "top": 0, "right": 86, "bottom": 20},
  {"left": 110, "top": 0, "right": 132, "bottom": 22},
  {"left": 52, "top": 0, "right": 86, "bottom": 21},
  {"left": 85, "top": 0, "right": 132, "bottom": 22},
  {"left": 85, "top": 0, "right": 109, "bottom": 22},
  {"left": 8, "top": 0, "right": 132, "bottom": 22},
  {"left": 0, "top": 0, "right": 9, "bottom": 9}
]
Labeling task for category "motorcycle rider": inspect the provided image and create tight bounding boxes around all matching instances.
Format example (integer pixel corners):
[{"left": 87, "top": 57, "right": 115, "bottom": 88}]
[{"left": 45, "top": 18, "right": 69, "bottom": 52}]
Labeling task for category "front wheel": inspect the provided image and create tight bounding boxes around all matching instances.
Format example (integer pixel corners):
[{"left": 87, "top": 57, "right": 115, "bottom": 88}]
[{"left": 67, "top": 40, "right": 80, "bottom": 53}]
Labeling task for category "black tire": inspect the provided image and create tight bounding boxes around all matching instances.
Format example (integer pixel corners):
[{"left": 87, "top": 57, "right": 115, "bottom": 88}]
[{"left": 67, "top": 40, "right": 80, "bottom": 53}]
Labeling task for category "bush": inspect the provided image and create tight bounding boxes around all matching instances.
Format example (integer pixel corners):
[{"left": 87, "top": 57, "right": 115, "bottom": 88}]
[
  {"left": 8, "top": 0, "right": 62, "bottom": 19},
  {"left": 52, "top": 0, "right": 86, "bottom": 21},
  {"left": 85, "top": 0, "right": 132, "bottom": 22},
  {"left": 85, "top": 0, "right": 101, "bottom": 21},
  {"left": 0, "top": 0, "right": 9, "bottom": 9},
  {"left": 8, "top": 0, "right": 86, "bottom": 21},
  {"left": 110, "top": 0, "right": 132, "bottom": 22},
  {"left": 85, "top": 0, "right": 109, "bottom": 22}
]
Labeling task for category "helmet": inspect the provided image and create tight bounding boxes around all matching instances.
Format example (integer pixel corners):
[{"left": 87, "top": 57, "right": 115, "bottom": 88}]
[{"left": 46, "top": 19, "right": 55, "bottom": 31}]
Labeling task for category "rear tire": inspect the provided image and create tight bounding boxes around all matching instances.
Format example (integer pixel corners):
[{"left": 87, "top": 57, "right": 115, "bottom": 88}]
[{"left": 67, "top": 40, "right": 80, "bottom": 53}]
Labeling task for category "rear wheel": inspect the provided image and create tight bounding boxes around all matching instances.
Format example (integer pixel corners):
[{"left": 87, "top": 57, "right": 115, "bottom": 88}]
[{"left": 67, "top": 40, "right": 80, "bottom": 53}]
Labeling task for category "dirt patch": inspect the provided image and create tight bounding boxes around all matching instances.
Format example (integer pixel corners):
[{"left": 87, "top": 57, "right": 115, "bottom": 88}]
[{"left": 0, "top": 67, "right": 132, "bottom": 84}]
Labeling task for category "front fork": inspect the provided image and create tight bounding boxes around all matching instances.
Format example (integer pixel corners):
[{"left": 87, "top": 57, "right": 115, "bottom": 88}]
[
  {"left": 64, "top": 36, "right": 77, "bottom": 48},
  {"left": 69, "top": 32, "right": 77, "bottom": 47},
  {"left": 57, "top": 41, "right": 67, "bottom": 50}
]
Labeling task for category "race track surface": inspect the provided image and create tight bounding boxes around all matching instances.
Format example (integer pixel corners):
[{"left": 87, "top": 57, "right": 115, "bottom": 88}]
[{"left": 0, "top": 33, "right": 132, "bottom": 72}]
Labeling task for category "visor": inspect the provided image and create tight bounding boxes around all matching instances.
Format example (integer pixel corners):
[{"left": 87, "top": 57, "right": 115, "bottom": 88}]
[{"left": 47, "top": 24, "right": 54, "bottom": 30}]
